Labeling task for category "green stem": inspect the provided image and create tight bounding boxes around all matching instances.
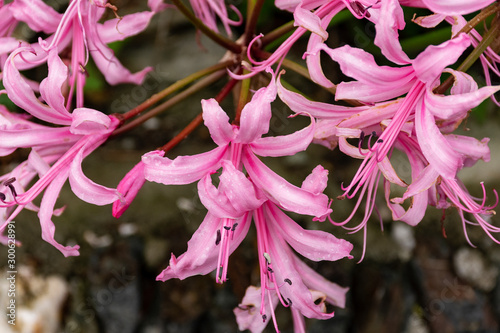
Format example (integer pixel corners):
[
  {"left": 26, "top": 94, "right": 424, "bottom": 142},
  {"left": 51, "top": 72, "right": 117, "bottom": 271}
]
[
  {"left": 111, "top": 70, "right": 226, "bottom": 137},
  {"left": 234, "top": 73, "right": 251, "bottom": 125},
  {"left": 455, "top": 2, "right": 500, "bottom": 36},
  {"left": 170, "top": 0, "right": 242, "bottom": 54},
  {"left": 118, "top": 60, "right": 233, "bottom": 122},
  {"left": 244, "top": 0, "right": 266, "bottom": 45}
]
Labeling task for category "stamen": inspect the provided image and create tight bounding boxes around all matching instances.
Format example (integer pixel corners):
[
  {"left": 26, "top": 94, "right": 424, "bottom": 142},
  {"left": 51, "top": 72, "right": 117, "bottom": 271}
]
[
  {"left": 3, "top": 177, "right": 16, "bottom": 186},
  {"left": 350, "top": 1, "right": 372, "bottom": 18},
  {"left": 3, "top": 177, "right": 17, "bottom": 198},
  {"left": 215, "top": 229, "right": 221, "bottom": 245},
  {"left": 263, "top": 252, "right": 271, "bottom": 265}
]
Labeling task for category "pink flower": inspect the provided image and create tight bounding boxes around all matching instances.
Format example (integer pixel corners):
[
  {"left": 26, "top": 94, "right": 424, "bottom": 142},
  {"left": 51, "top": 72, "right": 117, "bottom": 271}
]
[
  {"left": 0, "top": 47, "right": 121, "bottom": 257},
  {"left": 141, "top": 74, "right": 351, "bottom": 330},
  {"left": 143, "top": 71, "right": 331, "bottom": 220},
  {"left": 5, "top": 0, "right": 162, "bottom": 107}
]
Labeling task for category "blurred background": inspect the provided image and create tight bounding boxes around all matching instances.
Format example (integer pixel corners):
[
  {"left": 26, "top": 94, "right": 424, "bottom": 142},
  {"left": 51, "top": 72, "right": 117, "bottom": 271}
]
[{"left": 1, "top": 1, "right": 500, "bottom": 332}]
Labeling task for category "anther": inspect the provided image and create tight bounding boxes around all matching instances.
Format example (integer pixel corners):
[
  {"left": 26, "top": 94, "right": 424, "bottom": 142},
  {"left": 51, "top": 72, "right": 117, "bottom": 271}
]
[
  {"left": 224, "top": 226, "right": 231, "bottom": 230},
  {"left": 3, "top": 178, "right": 16, "bottom": 186},
  {"left": 0, "top": 192, "right": 6, "bottom": 201},
  {"left": 267, "top": 267, "right": 273, "bottom": 273},
  {"left": 262, "top": 314, "right": 267, "bottom": 322},
  {"left": 263, "top": 253, "right": 271, "bottom": 265},
  {"left": 215, "top": 230, "right": 221, "bottom": 245},
  {"left": 287, "top": 298, "right": 292, "bottom": 306},
  {"left": 284, "top": 278, "right": 292, "bottom": 285},
  {"left": 350, "top": 1, "right": 371, "bottom": 18},
  {"left": 231, "top": 223, "right": 238, "bottom": 231},
  {"left": 3, "top": 178, "right": 17, "bottom": 197}
]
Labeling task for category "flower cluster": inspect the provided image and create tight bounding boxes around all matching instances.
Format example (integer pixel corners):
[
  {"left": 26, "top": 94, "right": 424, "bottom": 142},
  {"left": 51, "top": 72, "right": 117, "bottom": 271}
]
[{"left": 1, "top": 0, "right": 499, "bottom": 332}]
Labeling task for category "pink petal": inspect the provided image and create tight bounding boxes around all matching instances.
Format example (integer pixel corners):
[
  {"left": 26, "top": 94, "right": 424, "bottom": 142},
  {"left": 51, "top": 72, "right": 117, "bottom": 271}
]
[
  {"left": 197, "top": 162, "right": 266, "bottom": 219},
  {"left": 98, "top": 11, "right": 156, "bottom": 44},
  {"left": 1, "top": 127, "right": 73, "bottom": 151},
  {"left": 265, "top": 203, "right": 353, "bottom": 261},
  {"left": 422, "top": 0, "right": 496, "bottom": 15},
  {"left": 242, "top": 148, "right": 331, "bottom": 220},
  {"left": 373, "top": 0, "right": 411, "bottom": 65},
  {"left": 38, "top": 49, "right": 73, "bottom": 120},
  {"left": 277, "top": 79, "right": 364, "bottom": 118},
  {"left": 266, "top": 234, "right": 334, "bottom": 320},
  {"left": 304, "top": 7, "right": 340, "bottom": 88},
  {"left": 312, "top": 44, "right": 416, "bottom": 102},
  {"left": 143, "top": 146, "right": 227, "bottom": 185},
  {"left": 301, "top": 165, "right": 329, "bottom": 194},
  {"left": 446, "top": 135, "right": 490, "bottom": 166},
  {"left": 70, "top": 108, "right": 113, "bottom": 135},
  {"left": 237, "top": 71, "right": 277, "bottom": 144},
  {"left": 292, "top": 256, "right": 349, "bottom": 308},
  {"left": 413, "top": 33, "right": 471, "bottom": 84},
  {"left": 201, "top": 99, "right": 235, "bottom": 146},
  {"left": 3, "top": 48, "right": 72, "bottom": 125},
  {"left": 10, "top": 0, "right": 62, "bottom": 34},
  {"left": 294, "top": 6, "right": 327, "bottom": 40},
  {"left": 113, "top": 152, "right": 165, "bottom": 218},
  {"left": 415, "top": 98, "right": 462, "bottom": 180},
  {"left": 216, "top": 161, "right": 266, "bottom": 212},
  {"left": 250, "top": 116, "right": 314, "bottom": 157},
  {"left": 69, "top": 146, "right": 121, "bottom": 205},
  {"left": 234, "top": 286, "right": 279, "bottom": 333},
  {"left": 38, "top": 169, "right": 80, "bottom": 257},
  {"left": 156, "top": 212, "right": 251, "bottom": 281}
]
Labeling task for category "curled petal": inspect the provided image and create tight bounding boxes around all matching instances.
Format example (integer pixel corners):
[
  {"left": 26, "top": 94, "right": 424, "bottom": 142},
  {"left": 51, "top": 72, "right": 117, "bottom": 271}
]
[
  {"left": 70, "top": 108, "right": 113, "bottom": 135},
  {"left": 426, "top": 85, "right": 500, "bottom": 120},
  {"left": 373, "top": 0, "right": 411, "bottom": 65},
  {"left": 415, "top": 99, "right": 462, "bottom": 179},
  {"left": 69, "top": 147, "right": 121, "bottom": 205},
  {"left": 413, "top": 33, "right": 471, "bottom": 84},
  {"left": 3, "top": 48, "right": 72, "bottom": 125},
  {"left": 143, "top": 146, "right": 227, "bottom": 185},
  {"left": 113, "top": 152, "right": 165, "bottom": 218},
  {"left": 38, "top": 169, "right": 80, "bottom": 257},
  {"left": 39, "top": 49, "right": 73, "bottom": 120}
]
